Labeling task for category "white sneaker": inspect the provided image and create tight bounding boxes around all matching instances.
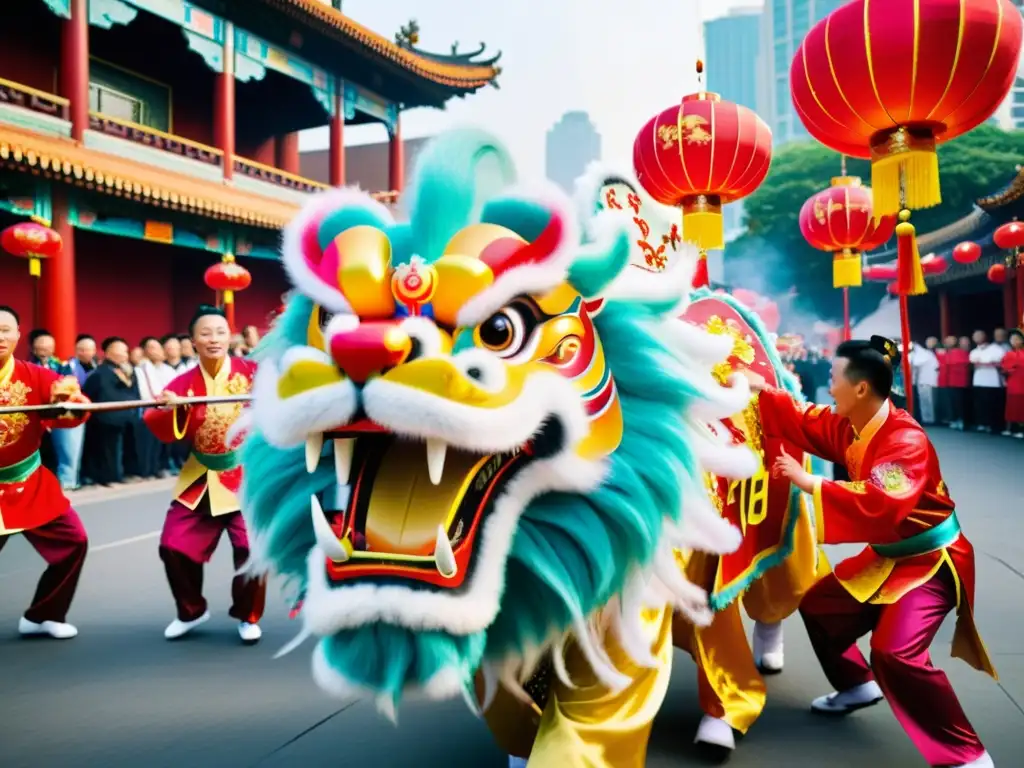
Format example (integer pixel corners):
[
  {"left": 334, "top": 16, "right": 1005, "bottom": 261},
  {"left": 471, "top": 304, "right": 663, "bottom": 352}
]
[
  {"left": 238, "top": 622, "right": 262, "bottom": 645},
  {"left": 811, "top": 681, "right": 883, "bottom": 715},
  {"left": 694, "top": 715, "right": 736, "bottom": 750},
  {"left": 753, "top": 620, "right": 784, "bottom": 674},
  {"left": 956, "top": 751, "right": 994, "bottom": 768},
  {"left": 18, "top": 617, "right": 78, "bottom": 639},
  {"left": 164, "top": 611, "right": 210, "bottom": 640}
]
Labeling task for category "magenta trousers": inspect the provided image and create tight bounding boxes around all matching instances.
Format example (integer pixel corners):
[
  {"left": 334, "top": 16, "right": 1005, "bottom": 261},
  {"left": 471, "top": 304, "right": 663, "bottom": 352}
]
[
  {"left": 0, "top": 508, "right": 88, "bottom": 623},
  {"left": 801, "top": 568, "right": 985, "bottom": 766},
  {"left": 158, "top": 499, "right": 265, "bottom": 623}
]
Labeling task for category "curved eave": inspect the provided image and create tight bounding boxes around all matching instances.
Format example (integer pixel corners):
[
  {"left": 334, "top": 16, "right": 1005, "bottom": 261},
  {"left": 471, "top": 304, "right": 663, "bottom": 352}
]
[
  {"left": 977, "top": 166, "right": 1024, "bottom": 210},
  {"left": 865, "top": 208, "right": 992, "bottom": 263},
  {"left": 267, "top": 0, "right": 501, "bottom": 96}
]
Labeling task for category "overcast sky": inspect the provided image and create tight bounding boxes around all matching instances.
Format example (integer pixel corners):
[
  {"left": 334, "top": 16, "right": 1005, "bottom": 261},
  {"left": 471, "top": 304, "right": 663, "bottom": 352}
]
[{"left": 300, "top": 0, "right": 762, "bottom": 176}]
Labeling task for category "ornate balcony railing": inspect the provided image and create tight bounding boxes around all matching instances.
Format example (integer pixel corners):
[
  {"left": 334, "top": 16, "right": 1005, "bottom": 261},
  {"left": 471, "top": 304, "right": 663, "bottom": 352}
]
[
  {"left": 234, "top": 157, "right": 329, "bottom": 193},
  {"left": 88, "top": 112, "right": 224, "bottom": 167},
  {"left": 0, "top": 77, "right": 70, "bottom": 121}
]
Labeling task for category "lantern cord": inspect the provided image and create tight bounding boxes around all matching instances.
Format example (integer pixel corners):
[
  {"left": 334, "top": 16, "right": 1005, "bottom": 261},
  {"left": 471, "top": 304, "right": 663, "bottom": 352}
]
[
  {"left": 896, "top": 166, "right": 915, "bottom": 417},
  {"left": 842, "top": 287, "right": 851, "bottom": 342},
  {"left": 840, "top": 154, "right": 847, "bottom": 177}
]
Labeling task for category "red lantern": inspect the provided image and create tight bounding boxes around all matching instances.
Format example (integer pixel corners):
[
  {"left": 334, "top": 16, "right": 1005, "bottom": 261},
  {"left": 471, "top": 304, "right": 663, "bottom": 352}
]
[
  {"left": 792, "top": 0, "right": 1022, "bottom": 217},
  {"left": 988, "top": 263, "right": 1008, "bottom": 284},
  {"left": 1, "top": 221, "right": 62, "bottom": 277},
  {"left": 204, "top": 254, "right": 252, "bottom": 331},
  {"left": 799, "top": 176, "right": 897, "bottom": 289},
  {"left": 633, "top": 62, "right": 772, "bottom": 285},
  {"left": 952, "top": 241, "right": 982, "bottom": 264},
  {"left": 994, "top": 221, "right": 1024, "bottom": 251}
]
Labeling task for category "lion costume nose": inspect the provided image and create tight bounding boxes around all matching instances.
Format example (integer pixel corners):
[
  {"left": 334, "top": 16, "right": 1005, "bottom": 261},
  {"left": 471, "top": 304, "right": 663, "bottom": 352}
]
[{"left": 329, "top": 321, "right": 412, "bottom": 384}]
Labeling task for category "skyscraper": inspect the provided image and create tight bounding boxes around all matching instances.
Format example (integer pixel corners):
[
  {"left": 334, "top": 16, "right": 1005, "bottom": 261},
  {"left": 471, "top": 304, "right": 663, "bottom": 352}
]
[
  {"left": 994, "top": 0, "right": 1024, "bottom": 130},
  {"left": 545, "top": 111, "right": 601, "bottom": 194},
  {"left": 759, "top": 0, "right": 848, "bottom": 144},
  {"left": 704, "top": 6, "right": 763, "bottom": 112}
]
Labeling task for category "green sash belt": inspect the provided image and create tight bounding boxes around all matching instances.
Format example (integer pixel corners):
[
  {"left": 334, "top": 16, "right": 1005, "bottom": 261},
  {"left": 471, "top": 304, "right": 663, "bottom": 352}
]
[
  {"left": 193, "top": 449, "right": 240, "bottom": 472},
  {"left": 872, "top": 512, "right": 961, "bottom": 559},
  {"left": 0, "top": 451, "right": 41, "bottom": 484}
]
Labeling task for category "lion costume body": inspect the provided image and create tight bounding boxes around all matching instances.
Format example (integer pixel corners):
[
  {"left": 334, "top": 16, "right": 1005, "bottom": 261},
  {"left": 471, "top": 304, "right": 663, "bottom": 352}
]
[{"left": 573, "top": 163, "right": 827, "bottom": 752}]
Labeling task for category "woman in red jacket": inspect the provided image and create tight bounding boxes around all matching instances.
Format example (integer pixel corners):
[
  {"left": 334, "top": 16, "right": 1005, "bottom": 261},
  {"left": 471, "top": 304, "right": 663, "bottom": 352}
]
[
  {"left": 942, "top": 337, "right": 973, "bottom": 430},
  {"left": 1001, "top": 329, "right": 1024, "bottom": 438}
]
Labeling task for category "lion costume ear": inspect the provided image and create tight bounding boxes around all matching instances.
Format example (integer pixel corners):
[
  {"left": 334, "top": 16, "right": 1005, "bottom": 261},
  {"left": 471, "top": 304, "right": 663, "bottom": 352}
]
[
  {"left": 281, "top": 189, "right": 395, "bottom": 314},
  {"left": 456, "top": 183, "right": 581, "bottom": 327}
]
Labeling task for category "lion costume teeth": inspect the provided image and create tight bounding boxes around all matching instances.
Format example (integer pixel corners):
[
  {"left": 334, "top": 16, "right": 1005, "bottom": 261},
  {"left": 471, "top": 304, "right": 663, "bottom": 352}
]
[{"left": 239, "top": 128, "right": 754, "bottom": 725}]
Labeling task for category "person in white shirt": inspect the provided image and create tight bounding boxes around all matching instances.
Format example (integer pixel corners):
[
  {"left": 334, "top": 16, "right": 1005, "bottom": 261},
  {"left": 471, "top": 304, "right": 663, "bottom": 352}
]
[
  {"left": 968, "top": 330, "right": 1007, "bottom": 433},
  {"left": 910, "top": 337, "right": 941, "bottom": 424},
  {"left": 135, "top": 337, "right": 176, "bottom": 477}
]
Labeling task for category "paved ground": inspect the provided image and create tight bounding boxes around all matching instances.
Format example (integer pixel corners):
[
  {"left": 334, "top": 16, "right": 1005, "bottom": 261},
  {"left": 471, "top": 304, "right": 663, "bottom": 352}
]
[{"left": 0, "top": 429, "right": 1021, "bottom": 768}]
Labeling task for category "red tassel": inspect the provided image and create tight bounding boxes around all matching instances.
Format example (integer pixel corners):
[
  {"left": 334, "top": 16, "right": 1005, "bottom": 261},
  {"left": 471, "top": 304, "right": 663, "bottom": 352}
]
[{"left": 692, "top": 250, "right": 709, "bottom": 289}]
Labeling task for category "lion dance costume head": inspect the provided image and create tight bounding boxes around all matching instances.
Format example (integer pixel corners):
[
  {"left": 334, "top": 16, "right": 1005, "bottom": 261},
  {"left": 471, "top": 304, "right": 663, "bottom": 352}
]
[{"left": 240, "top": 129, "right": 755, "bottom": 718}]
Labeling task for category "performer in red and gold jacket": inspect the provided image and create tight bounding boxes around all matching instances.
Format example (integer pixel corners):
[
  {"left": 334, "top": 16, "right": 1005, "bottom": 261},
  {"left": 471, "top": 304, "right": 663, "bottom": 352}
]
[
  {"left": 0, "top": 305, "right": 90, "bottom": 639},
  {"left": 144, "top": 305, "right": 264, "bottom": 645},
  {"left": 748, "top": 335, "right": 994, "bottom": 768}
]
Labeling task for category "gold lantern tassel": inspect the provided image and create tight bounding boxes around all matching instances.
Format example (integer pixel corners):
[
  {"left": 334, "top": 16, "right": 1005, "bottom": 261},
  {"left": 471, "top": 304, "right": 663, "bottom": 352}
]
[
  {"left": 870, "top": 128, "right": 941, "bottom": 216},
  {"left": 683, "top": 211, "right": 725, "bottom": 252},
  {"left": 832, "top": 249, "right": 863, "bottom": 289},
  {"left": 29, "top": 256, "right": 41, "bottom": 278},
  {"left": 895, "top": 210, "right": 926, "bottom": 296},
  {"left": 223, "top": 289, "right": 234, "bottom": 304}
]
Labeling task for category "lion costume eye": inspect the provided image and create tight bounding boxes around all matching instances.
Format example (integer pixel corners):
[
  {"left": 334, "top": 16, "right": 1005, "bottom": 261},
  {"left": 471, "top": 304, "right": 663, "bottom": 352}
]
[
  {"left": 318, "top": 306, "right": 335, "bottom": 332},
  {"left": 476, "top": 303, "right": 534, "bottom": 357}
]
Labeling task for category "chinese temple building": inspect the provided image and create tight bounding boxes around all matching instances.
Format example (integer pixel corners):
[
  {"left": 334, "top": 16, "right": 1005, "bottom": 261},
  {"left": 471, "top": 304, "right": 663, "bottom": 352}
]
[
  {"left": 866, "top": 166, "right": 1024, "bottom": 338},
  {"left": 0, "top": 0, "right": 500, "bottom": 357}
]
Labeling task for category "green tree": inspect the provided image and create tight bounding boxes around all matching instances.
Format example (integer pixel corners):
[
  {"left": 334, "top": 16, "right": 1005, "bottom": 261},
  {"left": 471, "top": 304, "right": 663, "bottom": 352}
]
[{"left": 726, "top": 124, "right": 1024, "bottom": 323}]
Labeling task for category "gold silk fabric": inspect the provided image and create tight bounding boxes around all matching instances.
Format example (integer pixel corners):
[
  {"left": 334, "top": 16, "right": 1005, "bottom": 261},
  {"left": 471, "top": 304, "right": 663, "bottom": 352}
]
[{"left": 526, "top": 605, "right": 673, "bottom": 767}]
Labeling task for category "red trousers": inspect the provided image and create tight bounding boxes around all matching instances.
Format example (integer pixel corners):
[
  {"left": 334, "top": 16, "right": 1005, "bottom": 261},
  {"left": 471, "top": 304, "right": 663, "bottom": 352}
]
[
  {"left": 800, "top": 568, "right": 984, "bottom": 766},
  {"left": 159, "top": 499, "right": 265, "bottom": 624},
  {"left": 0, "top": 508, "right": 88, "bottom": 623}
]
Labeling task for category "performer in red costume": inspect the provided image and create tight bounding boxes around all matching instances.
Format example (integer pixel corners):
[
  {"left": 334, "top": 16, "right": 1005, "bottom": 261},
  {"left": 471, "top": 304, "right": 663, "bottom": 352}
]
[
  {"left": 144, "top": 305, "right": 264, "bottom": 644},
  {"left": 0, "top": 305, "right": 90, "bottom": 639},
  {"left": 744, "top": 335, "right": 995, "bottom": 768}
]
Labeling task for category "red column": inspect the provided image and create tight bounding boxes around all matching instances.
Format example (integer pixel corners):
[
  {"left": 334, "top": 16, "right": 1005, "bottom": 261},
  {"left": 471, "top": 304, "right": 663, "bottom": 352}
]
[
  {"left": 938, "top": 290, "right": 950, "bottom": 339},
  {"left": 1003, "top": 278, "right": 1016, "bottom": 330},
  {"left": 42, "top": 187, "right": 77, "bottom": 359},
  {"left": 329, "top": 86, "right": 345, "bottom": 187},
  {"left": 276, "top": 132, "right": 301, "bottom": 175},
  {"left": 1016, "top": 267, "right": 1024, "bottom": 328},
  {"left": 60, "top": 0, "right": 89, "bottom": 142},
  {"left": 388, "top": 114, "right": 404, "bottom": 194},
  {"left": 215, "top": 23, "right": 236, "bottom": 180}
]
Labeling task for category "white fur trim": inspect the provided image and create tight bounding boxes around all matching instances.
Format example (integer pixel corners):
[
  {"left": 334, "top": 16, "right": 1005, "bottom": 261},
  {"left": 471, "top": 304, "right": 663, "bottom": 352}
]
[
  {"left": 688, "top": 373, "right": 753, "bottom": 422},
  {"left": 281, "top": 188, "right": 395, "bottom": 314},
  {"left": 456, "top": 182, "right": 581, "bottom": 328},
  {"left": 662, "top": 318, "right": 736, "bottom": 365},
  {"left": 300, "top": 450, "right": 605, "bottom": 640},
  {"left": 250, "top": 356, "right": 360, "bottom": 448}
]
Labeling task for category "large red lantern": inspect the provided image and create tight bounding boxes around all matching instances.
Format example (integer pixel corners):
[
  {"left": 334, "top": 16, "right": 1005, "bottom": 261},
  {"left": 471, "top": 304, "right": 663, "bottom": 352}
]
[
  {"left": 993, "top": 221, "right": 1024, "bottom": 252},
  {"left": 952, "top": 241, "right": 982, "bottom": 264},
  {"left": 204, "top": 254, "right": 252, "bottom": 332},
  {"left": 1, "top": 221, "right": 62, "bottom": 278},
  {"left": 633, "top": 61, "right": 772, "bottom": 287},
  {"left": 792, "top": 0, "right": 1022, "bottom": 217}
]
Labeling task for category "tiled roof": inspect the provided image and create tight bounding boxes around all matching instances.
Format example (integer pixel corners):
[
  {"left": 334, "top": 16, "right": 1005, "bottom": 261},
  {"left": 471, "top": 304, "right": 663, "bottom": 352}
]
[
  {"left": 977, "top": 165, "right": 1024, "bottom": 210},
  {"left": 268, "top": 0, "right": 501, "bottom": 91},
  {"left": 0, "top": 126, "right": 397, "bottom": 229}
]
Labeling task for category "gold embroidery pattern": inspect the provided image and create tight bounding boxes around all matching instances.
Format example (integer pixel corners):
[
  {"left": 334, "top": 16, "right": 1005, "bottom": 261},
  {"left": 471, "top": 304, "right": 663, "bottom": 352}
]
[
  {"left": 703, "top": 472, "right": 723, "bottom": 515},
  {"left": 871, "top": 463, "right": 911, "bottom": 495},
  {"left": 936, "top": 480, "right": 947, "bottom": 497},
  {"left": 0, "top": 380, "right": 31, "bottom": 450},
  {"left": 704, "top": 315, "right": 756, "bottom": 385},
  {"left": 194, "top": 373, "right": 251, "bottom": 454},
  {"left": 679, "top": 114, "right": 712, "bottom": 144},
  {"left": 838, "top": 480, "right": 867, "bottom": 494}
]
